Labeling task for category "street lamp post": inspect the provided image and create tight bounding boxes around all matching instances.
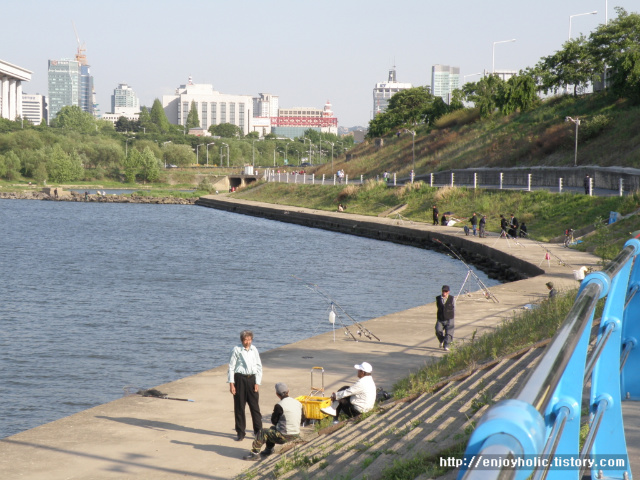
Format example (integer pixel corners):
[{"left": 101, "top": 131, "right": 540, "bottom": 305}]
[
  {"left": 206, "top": 142, "right": 215, "bottom": 166},
  {"left": 303, "top": 138, "right": 313, "bottom": 164},
  {"left": 125, "top": 137, "right": 135, "bottom": 157},
  {"left": 566, "top": 116, "right": 581, "bottom": 167},
  {"left": 463, "top": 72, "right": 482, "bottom": 83},
  {"left": 402, "top": 129, "right": 416, "bottom": 182},
  {"left": 492, "top": 39, "right": 516, "bottom": 73},
  {"left": 162, "top": 141, "right": 171, "bottom": 168},
  {"left": 321, "top": 140, "right": 334, "bottom": 173},
  {"left": 569, "top": 11, "right": 597, "bottom": 40},
  {"left": 222, "top": 142, "right": 229, "bottom": 167},
  {"left": 196, "top": 144, "right": 202, "bottom": 165}
]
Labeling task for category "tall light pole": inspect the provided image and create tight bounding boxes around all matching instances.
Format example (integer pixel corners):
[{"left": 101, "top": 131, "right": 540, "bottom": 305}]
[
  {"left": 125, "top": 136, "right": 135, "bottom": 157},
  {"left": 566, "top": 116, "right": 581, "bottom": 167},
  {"left": 402, "top": 129, "right": 416, "bottom": 182},
  {"left": 162, "top": 141, "right": 171, "bottom": 168},
  {"left": 196, "top": 144, "right": 202, "bottom": 165},
  {"left": 206, "top": 142, "right": 215, "bottom": 166},
  {"left": 303, "top": 138, "right": 312, "bottom": 164},
  {"left": 222, "top": 142, "right": 229, "bottom": 167},
  {"left": 569, "top": 11, "right": 597, "bottom": 40},
  {"left": 492, "top": 39, "right": 516, "bottom": 73},
  {"left": 463, "top": 73, "right": 482, "bottom": 83},
  {"left": 322, "top": 140, "right": 334, "bottom": 173}
]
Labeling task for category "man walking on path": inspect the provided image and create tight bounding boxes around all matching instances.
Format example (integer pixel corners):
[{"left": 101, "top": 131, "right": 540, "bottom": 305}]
[
  {"left": 432, "top": 205, "right": 439, "bottom": 226},
  {"left": 469, "top": 213, "right": 478, "bottom": 236},
  {"left": 228, "top": 330, "right": 263, "bottom": 441},
  {"left": 243, "top": 382, "right": 302, "bottom": 461},
  {"left": 435, "top": 285, "right": 455, "bottom": 351},
  {"left": 479, "top": 215, "right": 487, "bottom": 238}
]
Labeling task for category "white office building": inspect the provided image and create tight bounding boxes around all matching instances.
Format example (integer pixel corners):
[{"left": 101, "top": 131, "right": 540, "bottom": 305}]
[
  {"left": 21, "top": 93, "right": 46, "bottom": 126},
  {"left": 0, "top": 59, "right": 32, "bottom": 121},
  {"left": 111, "top": 83, "right": 140, "bottom": 116},
  {"left": 162, "top": 79, "right": 254, "bottom": 133},
  {"left": 373, "top": 67, "right": 413, "bottom": 116},
  {"left": 431, "top": 65, "right": 460, "bottom": 104}
]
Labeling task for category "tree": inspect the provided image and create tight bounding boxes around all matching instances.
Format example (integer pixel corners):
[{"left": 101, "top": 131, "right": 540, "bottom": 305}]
[
  {"left": 122, "top": 148, "right": 142, "bottom": 183},
  {"left": 115, "top": 116, "right": 133, "bottom": 132},
  {"left": 186, "top": 100, "right": 200, "bottom": 129},
  {"left": 387, "top": 86, "right": 433, "bottom": 125},
  {"left": 163, "top": 143, "right": 195, "bottom": 167},
  {"left": 50, "top": 105, "right": 97, "bottom": 133},
  {"left": 150, "top": 99, "right": 172, "bottom": 133},
  {"left": 139, "top": 147, "right": 161, "bottom": 182},
  {"left": 0, "top": 151, "right": 21, "bottom": 180},
  {"left": 246, "top": 131, "right": 260, "bottom": 139},
  {"left": 498, "top": 73, "right": 539, "bottom": 115},
  {"left": 534, "top": 36, "right": 595, "bottom": 96},
  {"left": 209, "top": 123, "right": 242, "bottom": 138},
  {"left": 589, "top": 8, "right": 640, "bottom": 103},
  {"left": 46, "top": 146, "right": 84, "bottom": 183},
  {"left": 138, "top": 106, "right": 156, "bottom": 133},
  {"left": 463, "top": 75, "right": 505, "bottom": 117}
]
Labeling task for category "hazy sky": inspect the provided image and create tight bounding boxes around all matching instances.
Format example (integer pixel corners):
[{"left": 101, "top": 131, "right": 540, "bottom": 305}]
[{"left": 2, "top": 0, "right": 636, "bottom": 127}]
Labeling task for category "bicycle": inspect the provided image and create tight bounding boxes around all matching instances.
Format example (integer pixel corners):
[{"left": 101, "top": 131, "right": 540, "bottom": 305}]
[{"left": 563, "top": 228, "right": 575, "bottom": 247}]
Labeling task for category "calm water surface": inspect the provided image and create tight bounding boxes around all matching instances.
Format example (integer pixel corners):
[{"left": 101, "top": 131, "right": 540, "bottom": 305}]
[{"left": 0, "top": 200, "right": 498, "bottom": 438}]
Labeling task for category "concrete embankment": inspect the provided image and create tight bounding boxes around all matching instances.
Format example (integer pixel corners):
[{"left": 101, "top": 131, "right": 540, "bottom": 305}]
[
  {"left": 0, "top": 195, "right": 600, "bottom": 480},
  {"left": 0, "top": 190, "right": 196, "bottom": 204}
]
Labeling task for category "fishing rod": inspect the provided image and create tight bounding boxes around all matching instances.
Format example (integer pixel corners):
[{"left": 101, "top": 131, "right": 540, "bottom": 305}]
[
  {"left": 292, "top": 275, "right": 380, "bottom": 341},
  {"left": 521, "top": 231, "right": 574, "bottom": 268},
  {"left": 433, "top": 239, "right": 499, "bottom": 303}
]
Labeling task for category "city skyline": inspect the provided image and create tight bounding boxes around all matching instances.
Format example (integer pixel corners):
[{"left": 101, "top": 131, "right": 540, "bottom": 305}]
[{"left": 2, "top": 0, "right": 637, "bottom": 127}]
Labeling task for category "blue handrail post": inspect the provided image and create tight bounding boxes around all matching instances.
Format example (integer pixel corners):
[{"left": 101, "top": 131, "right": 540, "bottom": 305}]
[{"left": 589, "top": 244, "right": 636, "bottom": 479}]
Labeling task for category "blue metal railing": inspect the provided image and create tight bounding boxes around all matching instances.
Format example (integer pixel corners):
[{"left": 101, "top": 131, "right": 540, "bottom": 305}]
[{"left": 459, "top": 239, "right": 640, "bottom": 480}]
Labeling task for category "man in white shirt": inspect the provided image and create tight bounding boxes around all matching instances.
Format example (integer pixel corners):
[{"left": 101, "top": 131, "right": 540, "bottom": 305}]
[
  {"left": 228, "top": 330, "right": 263, "bottom": 441},
  {"left": 321, "top": 362, "right": 376, "bottom": 421}
]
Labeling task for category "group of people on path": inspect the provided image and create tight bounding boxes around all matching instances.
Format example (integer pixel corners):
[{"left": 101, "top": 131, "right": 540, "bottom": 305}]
[{"left": 228, "top": 330, "right": 376, "bottom": 461}]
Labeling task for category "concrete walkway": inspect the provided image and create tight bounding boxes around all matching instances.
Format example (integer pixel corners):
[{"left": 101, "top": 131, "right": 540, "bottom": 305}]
[{"left": 0, "top": 198, "right": 602, "bottom": 479}]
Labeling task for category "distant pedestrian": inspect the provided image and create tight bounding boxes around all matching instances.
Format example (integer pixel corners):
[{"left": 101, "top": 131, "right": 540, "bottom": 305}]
[
  {"left": 432, "top": 205, "right": 439, "bottom": 225},
  {"left": 228, "top": 330, "right": 263, "bottom": 442},
  {"left": 519, "top": 222, "right": 528, "bottom": 237},
  {"left": 546, "top": 282, "right": 557, "bottom": 299},
  {"left": 435, "top": 285, "right": 455, "bottom": 351},
  {"left": 508, "top": 214, "right": 519, "bottom": 238},
  {"left": 479, "top": 215, "right": 487, "bottom": 238},
  {"left": 469, "top": 213, "right": 478, "bottom": 236},
  {"left": 54, "top": 188, "right": 58, "bottom": 199},
  {"left": 441, "top": 213, "right": 448, "bottom": 226},
  {"left": 584, "top": 174, "right": 590, "bottom": 195},
  {"left": 499, "top": 215, "right": 508, "bottom": 237}
]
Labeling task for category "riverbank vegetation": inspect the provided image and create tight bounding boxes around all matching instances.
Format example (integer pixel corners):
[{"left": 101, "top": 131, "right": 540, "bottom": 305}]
[{"left": 235, "top": 181, "right": 640, "bottom": 261}]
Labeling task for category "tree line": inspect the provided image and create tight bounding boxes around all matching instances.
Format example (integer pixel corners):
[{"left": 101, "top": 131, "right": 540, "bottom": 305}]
[{"left": 368, "top": 8, "right": 640, "bottom": 137}]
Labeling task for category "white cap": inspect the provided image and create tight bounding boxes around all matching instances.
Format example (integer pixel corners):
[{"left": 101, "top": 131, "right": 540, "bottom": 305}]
[{"left": 354, "top": 362, "right": 372, "bottom": 373}]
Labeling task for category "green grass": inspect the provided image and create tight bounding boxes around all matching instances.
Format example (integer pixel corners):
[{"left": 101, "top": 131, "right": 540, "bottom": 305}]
[{"left": 235, "top": 181, "right": 640, "bottom": 246}]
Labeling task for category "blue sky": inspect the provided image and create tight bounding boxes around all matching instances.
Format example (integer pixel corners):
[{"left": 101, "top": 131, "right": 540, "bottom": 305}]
[{"left": 2, "top": 0, "right": 636, "bottom": 127}]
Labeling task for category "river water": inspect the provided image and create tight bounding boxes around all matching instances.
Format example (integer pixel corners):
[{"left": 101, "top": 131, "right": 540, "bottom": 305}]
[{"left": 0, "top": 200, "right": 498, "bottom": 438}]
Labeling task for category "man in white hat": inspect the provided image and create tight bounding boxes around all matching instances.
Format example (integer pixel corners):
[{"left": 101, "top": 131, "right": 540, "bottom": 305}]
[{"left": 321, "top": 362, "right": 376, "bottom": 421}]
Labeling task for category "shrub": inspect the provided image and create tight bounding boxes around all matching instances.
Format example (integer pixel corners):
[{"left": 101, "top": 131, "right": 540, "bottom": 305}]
[{"left": 580, "top": 114, "right": 612, "bottom": 142}]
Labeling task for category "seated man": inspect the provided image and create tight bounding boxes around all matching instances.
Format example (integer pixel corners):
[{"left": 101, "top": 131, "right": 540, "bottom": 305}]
[
  {"left": 320, "top": 362, "right": 376, "bottom": 422},
  {"left": 243, "top": 382, "right": 302, "bottom": 461}
]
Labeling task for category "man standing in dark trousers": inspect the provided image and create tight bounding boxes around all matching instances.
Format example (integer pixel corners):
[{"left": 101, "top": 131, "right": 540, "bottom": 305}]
[
  {"left": 228, "top": 330, "right": 263, "bottom": 441},
  {"left": 432, "top": 205, "right": 439, "bottom": 225},
  {"left": 435, "top": 285, "right": 455, "bottom": 351},
  {"left": 469, "top": 213, "right": 478, "bottom": 236},
  {"left": 584, "top": 174, "right": 590, "bottom": 195}
]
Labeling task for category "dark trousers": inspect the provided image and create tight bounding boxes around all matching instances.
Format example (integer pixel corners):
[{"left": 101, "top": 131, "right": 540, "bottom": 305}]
[
  {"left": 435, "top": 319, "right": 454, "bottom": 348},
  {"left": 233, "top": 373, "right": 262, "bottom": 435},
  {"left": 335, "top": 386, "right": 361, "bottom": 419},
  {"left": 251, "top": 426, "right": 299, "bottom": 453}
]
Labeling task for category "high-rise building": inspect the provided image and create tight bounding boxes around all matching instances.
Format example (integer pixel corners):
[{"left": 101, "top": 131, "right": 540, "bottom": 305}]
[
  {"left": 431, "top": 65, "right": 460, "bottom": 104},
  {"left": 47, "top": 58, "right": 95, "bottom": 120},
  {"left": 373, "top": 67, "right": 413, "bottom": 116},
  {"left": 111, "top": 83, "right": 140, "bottom": 115},
  {"left": 253, "top": 93, "right": 278, "bottom": 118}
]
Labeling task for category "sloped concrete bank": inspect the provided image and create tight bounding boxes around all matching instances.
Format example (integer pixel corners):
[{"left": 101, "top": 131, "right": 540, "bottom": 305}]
[
  {"left": 0, "top": 190, "right": 196, "bottom": 204},
  {"left": 196, "top": 195, "right": 544, "bottom": 282}
]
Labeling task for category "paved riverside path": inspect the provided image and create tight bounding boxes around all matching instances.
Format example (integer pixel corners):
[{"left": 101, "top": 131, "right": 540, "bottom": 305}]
[{"left": 0, "top": 197, "right": 603, "bottom": 479}]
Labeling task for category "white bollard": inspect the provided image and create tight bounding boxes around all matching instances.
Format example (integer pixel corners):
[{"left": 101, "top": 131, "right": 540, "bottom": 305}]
[
  {"left": 322, "top": 174, "right": 325, "bottom": 185},
  {"left": 500, "top": 172, "right": 503, "bottom": 189},
  {"left": 619, "top": 178, "right": 624, "bottom": 197},
  {"left": 559, "top": 177, "right": 563, "bottom": 193},
  {"left": 589, "top": 177, "right": 593, "bottom": 196},
  {"left": 527, "top": 173, "right": 532, "bottom": 192},
  {"left": 286, "top": 173, "right": 289, "bottom": 183},
  {"left": 451, "top": 172, "right": 455, "bottom": 187},
  {"left": 394, "top": 173, "right": 397, "bottom": 186},
  {"left": 346, "top": 175, "right": 349, "bottom": 185},
  {"left": 430, "top": 173, "right": 434, "bottom": 187},
  {"left": 361, "top": 174, "right": 364, "bottom": 184},
  {"left": 473, "top": 172, "right": 477, "bottom": 189}
]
